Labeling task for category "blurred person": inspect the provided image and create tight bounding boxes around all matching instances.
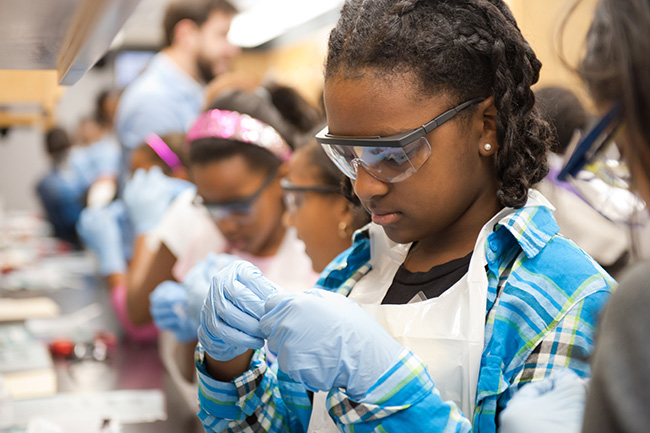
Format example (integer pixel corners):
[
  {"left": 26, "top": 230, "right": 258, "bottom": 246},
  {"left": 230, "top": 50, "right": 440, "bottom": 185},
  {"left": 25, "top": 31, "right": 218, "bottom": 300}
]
[
  {"left": 282, "top": 139, "right": 370, "bottom": 272},
  {"left": 193, "top": 0, "right": 615, "bottom": 431},
  {"left": 35, "top": 127, "right": 83, "bottom": 248},
  {"left": 129, "top": 84, "right": 324, "bottom": 327},
  {"left": 96, "top": 89, "right": 121, "bottom": 130},
  {"left": 76, "top": 133, "right": 191, "bottom": 342},
  {"left": 115, "top": 0, "right": 239, "bottom": 166},
  {"left": 534, "top": 86, "right": 630, "bottom": 272},
  {"left": 69, "top": 115, "right": 121, "bottom": 208},
  {"left": 535, "top": 86, "right": 589, "bottom": 155},
  {"left": 134, "top": 85, "right": 322, "bottom": 410},
  {"left": 500, "top": 1, "right": 650, "bottom": 432}
]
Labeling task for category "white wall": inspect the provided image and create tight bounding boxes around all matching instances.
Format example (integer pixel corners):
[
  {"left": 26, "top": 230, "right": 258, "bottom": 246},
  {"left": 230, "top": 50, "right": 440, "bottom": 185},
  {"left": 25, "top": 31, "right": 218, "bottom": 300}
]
[
  {"left": 0, "top": 65, "right": 114, "bottom": 215},
  {"left": 0, "top": 127, "right": 49, "bottom": 214}
]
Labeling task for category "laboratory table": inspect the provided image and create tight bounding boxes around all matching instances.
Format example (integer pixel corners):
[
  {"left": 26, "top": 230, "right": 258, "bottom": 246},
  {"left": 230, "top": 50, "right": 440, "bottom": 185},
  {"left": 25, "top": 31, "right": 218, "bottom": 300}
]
[{"left": 0, "top": 253, "right": 203, "bottom": 433}]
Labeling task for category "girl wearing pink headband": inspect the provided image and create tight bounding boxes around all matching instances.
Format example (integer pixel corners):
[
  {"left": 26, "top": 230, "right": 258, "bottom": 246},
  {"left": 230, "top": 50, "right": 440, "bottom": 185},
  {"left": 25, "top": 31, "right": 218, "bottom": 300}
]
[
  {"left": 185, "top": 86, "right": 315, "bottom": 259},
  {"left": 138, "top": 85, "right": 324, "bottom": 411}
]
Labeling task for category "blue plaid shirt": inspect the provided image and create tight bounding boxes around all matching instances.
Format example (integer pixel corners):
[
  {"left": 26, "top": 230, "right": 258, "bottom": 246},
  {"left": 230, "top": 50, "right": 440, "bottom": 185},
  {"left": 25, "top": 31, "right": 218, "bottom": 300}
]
[{"left": 195, "top": 196, "right": 615, "bottom": 433}]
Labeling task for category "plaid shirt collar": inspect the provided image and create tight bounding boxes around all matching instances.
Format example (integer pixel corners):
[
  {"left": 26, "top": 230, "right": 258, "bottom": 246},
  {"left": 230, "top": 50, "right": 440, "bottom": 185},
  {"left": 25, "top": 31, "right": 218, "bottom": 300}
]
[
  {"left": 338, "top": 189, "right": 558, "bottom": 272},
  {"left": 492, "top": 191, "right": 559, "bottom": 260}
]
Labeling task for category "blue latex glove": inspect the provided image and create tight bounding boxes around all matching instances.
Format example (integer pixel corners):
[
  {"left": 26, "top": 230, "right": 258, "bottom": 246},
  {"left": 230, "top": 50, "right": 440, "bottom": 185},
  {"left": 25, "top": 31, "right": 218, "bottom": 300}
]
[
  {"left": 260, "top": 289, "right": 403, "bottom": 400},
  {"left": 76, "top": 201, "right": 129, "bottom": 276},
  {"left": 184, "top": 253, "right": 239, "bottom": 326},
  {"left": 499, "top": 369, "right": 587, "bottom": 433},
  {"left": 198, "top": 261, "right": 280, "bottom": 361},
  {"left": 149, "top": 280, "right": 198, "bottom": 342},
  {"left": 123, "top": 166, "right": 193, "bottom": 234}
]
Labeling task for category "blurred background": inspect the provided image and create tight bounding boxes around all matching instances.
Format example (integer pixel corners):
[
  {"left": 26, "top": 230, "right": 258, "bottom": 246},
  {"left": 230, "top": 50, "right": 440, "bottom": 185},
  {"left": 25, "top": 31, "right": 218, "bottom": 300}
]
[
  {"left": 3, "top": 0, "right": 648, "bottom": 257},
  {"left": 0, "top": 0, "right": 597, "bottom": 212}
]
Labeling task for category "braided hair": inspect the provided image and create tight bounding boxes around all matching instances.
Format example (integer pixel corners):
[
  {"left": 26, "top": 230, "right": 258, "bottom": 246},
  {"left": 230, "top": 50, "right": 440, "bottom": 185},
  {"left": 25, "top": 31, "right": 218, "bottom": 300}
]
[{"left": 325, "top": 0, "right": 552, "bottom": 208}]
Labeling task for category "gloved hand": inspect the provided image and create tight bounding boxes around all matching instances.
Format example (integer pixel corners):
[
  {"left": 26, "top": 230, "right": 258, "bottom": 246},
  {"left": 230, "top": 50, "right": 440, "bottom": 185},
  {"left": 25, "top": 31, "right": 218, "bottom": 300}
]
[
  {"left": 260, "top": 289, "right": 403, "bottom": 400},
  {"left": 499, "top": 368, "right": 587, "bottom": 433},
  {"left": 123, "top": 166, "right": 193, "bottom": 234},
  {"left": 149, "top": 280, "right": 198, "bottom": 342},
  {"left": 76, "top": 201, "right": 128, "bottom": 276},
  {"left": 198, "top": 261, "right": 280, "bottom": 361},
  {"left": 184, "top": 253, "right": 239, "bottom": 326}
]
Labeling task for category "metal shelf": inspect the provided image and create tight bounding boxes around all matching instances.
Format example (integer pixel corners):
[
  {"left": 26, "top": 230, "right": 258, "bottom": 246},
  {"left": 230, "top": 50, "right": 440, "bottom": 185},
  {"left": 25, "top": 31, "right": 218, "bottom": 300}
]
[{"left": 0, "top": 0, "right": 141, "bottom": 85}]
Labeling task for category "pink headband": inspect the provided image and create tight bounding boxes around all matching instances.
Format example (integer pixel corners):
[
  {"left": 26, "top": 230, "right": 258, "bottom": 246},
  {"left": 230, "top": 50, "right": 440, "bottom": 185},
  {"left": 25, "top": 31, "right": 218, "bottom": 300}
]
[
  {"left": 186, "top": 109, "right": 292, "bottom": 162},
  {"left": 145, "top": 134, "right": 183, "bottom": 170}
]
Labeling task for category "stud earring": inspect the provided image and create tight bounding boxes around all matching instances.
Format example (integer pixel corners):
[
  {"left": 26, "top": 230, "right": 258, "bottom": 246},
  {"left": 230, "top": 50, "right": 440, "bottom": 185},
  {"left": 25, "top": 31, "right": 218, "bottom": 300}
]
[
  {"left": 338, "top": 221, "right": 348, "bottom": 239},
  {"left": 483, "top": 143, "right": 493, "bottom": 152}
]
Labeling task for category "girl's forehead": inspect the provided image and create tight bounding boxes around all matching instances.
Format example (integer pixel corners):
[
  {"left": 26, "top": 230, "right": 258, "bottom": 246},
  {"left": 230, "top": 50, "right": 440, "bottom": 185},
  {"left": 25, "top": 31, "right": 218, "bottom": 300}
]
[
  {"left": 325, "top": 72, "right": 419, "bottom": 100},
  {"left": 324, "top": 75, "right": 449, "bottom": 136}
]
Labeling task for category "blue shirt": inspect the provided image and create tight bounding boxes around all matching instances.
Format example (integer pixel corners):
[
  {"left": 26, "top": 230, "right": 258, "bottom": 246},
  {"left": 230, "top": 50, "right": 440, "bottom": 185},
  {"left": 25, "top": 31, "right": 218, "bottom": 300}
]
[
  {"left": 115, "top": 52, "right": 204, "bottom": 151},
  {"left": 36, "top": 164, "right": 84, "bottom": 246},
  {"left": 68, "top": 135, "right": 121, "bottom": 191},
  {"left": 195, "top": 195, "right": 615, "bottom": 433}
]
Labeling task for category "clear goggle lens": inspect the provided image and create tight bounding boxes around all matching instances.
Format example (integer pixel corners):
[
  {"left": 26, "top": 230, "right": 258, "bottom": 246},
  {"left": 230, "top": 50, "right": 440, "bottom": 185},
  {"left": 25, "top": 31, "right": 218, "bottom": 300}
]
[
  {"left": 203, "top": 203, "right": 254, "bottom": 221},
  {"left": 321, "top": 136, "right": 432, "bottom": 183}
]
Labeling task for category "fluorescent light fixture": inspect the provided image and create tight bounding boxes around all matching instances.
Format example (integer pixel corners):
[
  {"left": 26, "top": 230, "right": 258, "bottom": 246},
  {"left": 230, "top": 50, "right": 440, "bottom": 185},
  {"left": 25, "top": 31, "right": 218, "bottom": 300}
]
[{"left": 228, "top": 0, "right": 343, "bottom": 48}]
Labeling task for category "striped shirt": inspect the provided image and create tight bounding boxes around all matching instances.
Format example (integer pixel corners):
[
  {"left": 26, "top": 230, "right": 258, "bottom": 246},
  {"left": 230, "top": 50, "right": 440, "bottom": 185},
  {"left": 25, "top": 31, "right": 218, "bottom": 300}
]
[{"left": 196, "top": 196, "right": 615, "bottom": 433}]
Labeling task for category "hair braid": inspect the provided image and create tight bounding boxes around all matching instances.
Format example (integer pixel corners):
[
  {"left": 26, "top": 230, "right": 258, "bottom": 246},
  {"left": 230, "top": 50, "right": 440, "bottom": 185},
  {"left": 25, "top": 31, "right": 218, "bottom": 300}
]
[
  {"left": 478, "top": 2, "right": 550, "bottom": 206},
  {"left": 326, "top": 0, "right": 552, "bottom": 208}
]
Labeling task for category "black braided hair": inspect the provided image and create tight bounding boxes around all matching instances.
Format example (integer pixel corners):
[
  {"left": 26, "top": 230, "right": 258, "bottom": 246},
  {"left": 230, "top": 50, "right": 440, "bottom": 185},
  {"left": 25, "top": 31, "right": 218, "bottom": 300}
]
[{"left": 325, "top": 0, "right": 552, "bottom": 208}]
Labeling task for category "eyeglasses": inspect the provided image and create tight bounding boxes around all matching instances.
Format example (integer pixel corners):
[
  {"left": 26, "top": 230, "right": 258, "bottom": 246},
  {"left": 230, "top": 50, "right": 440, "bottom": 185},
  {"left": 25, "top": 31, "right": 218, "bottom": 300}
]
[
  {"left": 315, "top": 97, "right": 485, "bottom": 183},
  {"left": 558, "top": 103, "right": 647, "bottom": 225},
  {"left": 193, "top": 167, "right": 278, "bottom": 221},
  {"left": 281, "top": 178, "right": 341, "bottom": 215}
]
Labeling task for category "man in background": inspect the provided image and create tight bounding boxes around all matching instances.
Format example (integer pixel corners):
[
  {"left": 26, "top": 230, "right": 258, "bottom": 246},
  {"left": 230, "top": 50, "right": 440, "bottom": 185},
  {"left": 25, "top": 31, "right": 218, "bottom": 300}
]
[{"left": 115, "top": 0, "right": 239, "bottom": 164}]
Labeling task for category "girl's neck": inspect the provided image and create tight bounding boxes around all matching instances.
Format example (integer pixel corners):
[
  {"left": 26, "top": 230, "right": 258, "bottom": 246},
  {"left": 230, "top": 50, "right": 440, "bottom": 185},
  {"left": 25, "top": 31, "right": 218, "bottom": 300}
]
[{"left": 404, "top": 199, "right": 502, "bottom": 273}]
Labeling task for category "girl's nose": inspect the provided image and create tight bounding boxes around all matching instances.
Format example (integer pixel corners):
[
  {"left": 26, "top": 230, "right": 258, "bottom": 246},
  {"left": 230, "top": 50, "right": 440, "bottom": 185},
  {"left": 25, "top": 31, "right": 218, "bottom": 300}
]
[{"left": 352, "top": 164, "right": 390, "bottom": 203}]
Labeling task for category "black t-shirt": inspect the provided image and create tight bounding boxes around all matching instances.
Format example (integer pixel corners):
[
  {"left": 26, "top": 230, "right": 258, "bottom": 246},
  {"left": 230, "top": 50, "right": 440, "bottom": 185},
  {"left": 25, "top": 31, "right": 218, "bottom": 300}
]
[{"left": 381, "top": 252, "right": 473, "bottom": 305}]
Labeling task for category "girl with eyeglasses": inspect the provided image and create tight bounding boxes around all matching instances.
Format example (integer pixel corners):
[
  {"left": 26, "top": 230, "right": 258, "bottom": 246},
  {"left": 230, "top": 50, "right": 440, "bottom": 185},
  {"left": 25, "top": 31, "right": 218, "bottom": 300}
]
[
  {"left": 194, "top": 1, "right": 615, "bottom": 432},
  {"left": 282, "top": 139, "right": 370, "bottom": 272}
]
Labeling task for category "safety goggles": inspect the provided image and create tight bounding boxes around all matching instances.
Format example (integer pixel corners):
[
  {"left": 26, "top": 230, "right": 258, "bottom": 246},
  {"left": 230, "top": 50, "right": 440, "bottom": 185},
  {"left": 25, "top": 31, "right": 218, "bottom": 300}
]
[
  {"left": 280, "top": 178, "right": 340, "bottom": 214},
  {"left": 315, "top": 97, "right": 485, "bottom": 183},
  {"left": 558, "top": 104, "right": 648, "bottom": 225},
  {"left": 193, "top": 167, "right": 277, "bottom": 221}
]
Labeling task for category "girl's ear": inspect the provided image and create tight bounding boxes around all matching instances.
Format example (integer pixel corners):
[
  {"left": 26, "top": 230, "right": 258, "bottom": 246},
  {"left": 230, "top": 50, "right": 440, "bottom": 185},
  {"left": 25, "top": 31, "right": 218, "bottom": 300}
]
[{"left": 477, "top": 96, "right": 498, "bottom": 155}]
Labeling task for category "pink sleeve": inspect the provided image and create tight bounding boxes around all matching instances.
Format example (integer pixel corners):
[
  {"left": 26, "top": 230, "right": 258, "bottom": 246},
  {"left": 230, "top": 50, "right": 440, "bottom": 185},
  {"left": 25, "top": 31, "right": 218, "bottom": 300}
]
[{"left": 110, "top": 284, "right": 159, "bottom": 342}]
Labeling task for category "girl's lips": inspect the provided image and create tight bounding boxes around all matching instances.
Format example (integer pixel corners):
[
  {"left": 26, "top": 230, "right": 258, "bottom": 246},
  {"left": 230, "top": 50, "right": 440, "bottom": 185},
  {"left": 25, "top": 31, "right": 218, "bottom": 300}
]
[{"left": 371, "top": 211, "right": 400, "bottom": 225}]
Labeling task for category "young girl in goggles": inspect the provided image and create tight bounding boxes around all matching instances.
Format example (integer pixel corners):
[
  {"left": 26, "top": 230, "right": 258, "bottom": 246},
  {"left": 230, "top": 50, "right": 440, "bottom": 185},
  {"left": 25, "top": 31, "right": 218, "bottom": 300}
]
[
  {"left": 127, "top": 85, "right": 322, "bottom": 327},
  {"left": 141, "top": 86, "right": 323, "bottom": 410},
  {"left": 195, "top": 1, "right": 614, "bottom": 432},
  {"left": 282, "top": 139, "right": 370, "bottom": 272}
]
